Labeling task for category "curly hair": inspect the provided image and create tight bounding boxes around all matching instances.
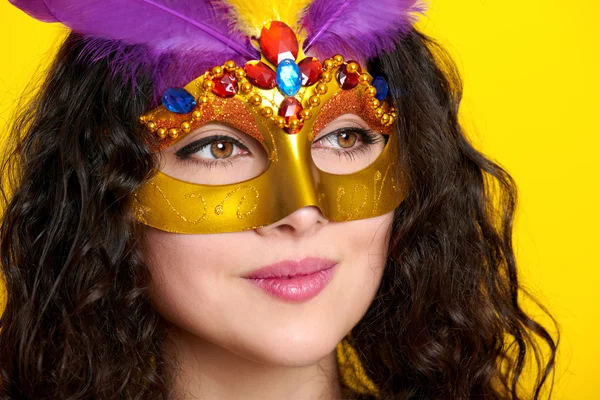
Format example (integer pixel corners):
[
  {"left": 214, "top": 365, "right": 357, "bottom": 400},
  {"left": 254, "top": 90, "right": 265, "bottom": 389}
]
[{"left": 0, "top": 30, "right": 557, "bottom": 399}]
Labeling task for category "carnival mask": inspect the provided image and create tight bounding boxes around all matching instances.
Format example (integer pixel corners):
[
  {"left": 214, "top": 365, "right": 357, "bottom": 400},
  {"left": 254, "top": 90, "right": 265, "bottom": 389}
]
[{"left": 11, "top": 0, "right": 424, "bottom": 234}]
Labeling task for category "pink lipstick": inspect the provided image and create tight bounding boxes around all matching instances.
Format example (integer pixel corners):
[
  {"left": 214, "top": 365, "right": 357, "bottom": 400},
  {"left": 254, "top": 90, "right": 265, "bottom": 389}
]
[{"left": 245, "top": 258, "right": 336, "bottom": 303}]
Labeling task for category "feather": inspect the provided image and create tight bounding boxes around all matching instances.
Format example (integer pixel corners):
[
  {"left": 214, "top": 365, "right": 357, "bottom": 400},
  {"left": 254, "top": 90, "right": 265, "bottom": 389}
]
[
  {"left": 10, "top": 0, "right": 257, "bottom": 57},
  {"left": 301, "top": 0, "right": 426, "bottom": 63},
  {"left": 219, "top": 0, "right": 313, "bottom": 38},
  {"left": 9, "top": 0, "right": 57, "bottom": 22},
  {"left": 10, "top": 0, "right": 260, "bottom": 104},
  {"left": 10, "top": 0, "right": 426, "bottom": 105}
]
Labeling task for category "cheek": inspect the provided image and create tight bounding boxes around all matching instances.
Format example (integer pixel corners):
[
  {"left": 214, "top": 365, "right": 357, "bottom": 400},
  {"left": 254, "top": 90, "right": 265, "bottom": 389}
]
[
  {"left": 331, "top": 213, "right": 392, "bottom": 321},
  {"left": 350, "top": 213, "right": 391, "bottom": 265},
  {"left": 143, "top": 229, "right": 245, "bottom": 332}
]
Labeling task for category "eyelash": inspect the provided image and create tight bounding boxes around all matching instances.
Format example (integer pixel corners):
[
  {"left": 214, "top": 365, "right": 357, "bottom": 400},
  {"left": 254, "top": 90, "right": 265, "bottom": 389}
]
[
  {"left": 312, "top": 127, "right": 384, "bottom": 162},
  {"left": 174, "top": 128, "right": 385, "bottom": 168},
  {"left": 175, "top": 135, "right": 249, "bottom": 170}
]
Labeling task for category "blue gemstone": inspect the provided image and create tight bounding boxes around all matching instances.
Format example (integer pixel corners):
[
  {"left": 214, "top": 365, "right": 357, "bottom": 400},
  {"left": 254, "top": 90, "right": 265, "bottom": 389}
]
[
  {"left": 276, "top": 59, "right": 302, "bottom": 96},
  {"left": 161, "top": 88, "right": 197, "bottom": 114},
  {"left": 372, "top": 76, "right": 389, "bottom": 101}
]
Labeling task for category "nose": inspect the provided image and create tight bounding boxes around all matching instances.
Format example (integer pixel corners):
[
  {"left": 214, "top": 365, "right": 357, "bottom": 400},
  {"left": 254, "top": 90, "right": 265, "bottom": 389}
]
[{"left": 255, "top": 206, "right": 328, "bottom": 237}]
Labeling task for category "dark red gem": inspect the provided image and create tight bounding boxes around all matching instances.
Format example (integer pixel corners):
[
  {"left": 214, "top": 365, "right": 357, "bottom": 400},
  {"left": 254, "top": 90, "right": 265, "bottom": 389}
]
[
  {"left": 278, "top": 97, "right": 303, "bottom": 134},
  {"left": 337, "top": 62, "right": 362, "bottom": 90},
  {"left": 212, "top": 72, "right": 238, "bottom": 97},
  {"left": 260, "top": 21, "right": 299, "bottom": 65},
  {"left": 244, "top": 61, "right": 276, "bottom": 89},
  {"left": 278, "top": 97, "right": 302, "bottom": 119},
  {"left": 298, "top": 57, "right": 322, "bottom": 86}
]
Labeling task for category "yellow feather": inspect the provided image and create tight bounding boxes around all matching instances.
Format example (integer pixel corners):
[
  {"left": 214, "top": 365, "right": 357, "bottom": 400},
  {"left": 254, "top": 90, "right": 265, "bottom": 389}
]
[{"left": 222, "top": 0, "right": 313, "bottom": 38}]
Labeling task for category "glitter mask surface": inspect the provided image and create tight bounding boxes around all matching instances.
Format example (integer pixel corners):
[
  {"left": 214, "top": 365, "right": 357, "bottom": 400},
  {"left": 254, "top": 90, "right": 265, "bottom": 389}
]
[{"left": 134, "top": 26, "right": 408, "bottom": 234}]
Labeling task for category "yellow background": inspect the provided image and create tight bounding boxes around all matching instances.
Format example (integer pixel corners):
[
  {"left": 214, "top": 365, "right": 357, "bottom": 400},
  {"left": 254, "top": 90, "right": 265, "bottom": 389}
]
[{"left": 0, "top": 1, "right": 598, "bottom": 398}]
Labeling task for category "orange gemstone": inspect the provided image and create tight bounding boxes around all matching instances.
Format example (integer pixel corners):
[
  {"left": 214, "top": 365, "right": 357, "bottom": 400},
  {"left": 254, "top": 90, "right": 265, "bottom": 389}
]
[
  {"left": 337, "top": 61, "right": 362, "bottom": 90},
  {"left": 244, "top": 61, "right": 276, "bottom": 89},
  {"left": 278, "top": 97, "right": 303, "bottom": 134},
  {"left": 298, "top": 57, "right": 322, "bottom": 86},
  {"left": 212, "top": 71, "right": 238, "bottom": 97},
  {"left": 260, "top": 21, "right": 299, "bottom": 65}
]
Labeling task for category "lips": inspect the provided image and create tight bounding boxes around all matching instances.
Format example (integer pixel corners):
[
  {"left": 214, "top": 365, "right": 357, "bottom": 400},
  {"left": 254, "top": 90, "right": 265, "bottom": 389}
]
[
  {"left": 244, "top": 258, "right": 337, "bottom": 302},
  {"left": 245, "top": 257, "right": 336, "bottom": 279}
]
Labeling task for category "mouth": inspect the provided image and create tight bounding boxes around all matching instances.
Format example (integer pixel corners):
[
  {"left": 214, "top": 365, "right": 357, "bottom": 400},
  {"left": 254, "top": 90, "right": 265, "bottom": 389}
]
[{"left": 244, "top": 258, "right": 337, "bottom": 303}]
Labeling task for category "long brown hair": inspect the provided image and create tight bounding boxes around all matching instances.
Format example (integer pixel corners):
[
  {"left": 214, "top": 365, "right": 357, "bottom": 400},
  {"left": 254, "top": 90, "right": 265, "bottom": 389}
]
[{"left": 0, "top": 30, "right": 557, "bottom": 399}]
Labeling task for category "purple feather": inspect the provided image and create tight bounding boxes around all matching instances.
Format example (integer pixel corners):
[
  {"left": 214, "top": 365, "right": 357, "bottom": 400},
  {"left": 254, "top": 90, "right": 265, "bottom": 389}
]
[
  {"left": 9, "top": 0, "right": 57, "bottom": 21},
  {"left": 302, "top": 0, "right": 426, "bottom": 63},
  {"left": 9, "top": 0, "right": 260, "bottom": 104},
  {"left": 9, "top": 0, "right": 426, "bottom": 105}
]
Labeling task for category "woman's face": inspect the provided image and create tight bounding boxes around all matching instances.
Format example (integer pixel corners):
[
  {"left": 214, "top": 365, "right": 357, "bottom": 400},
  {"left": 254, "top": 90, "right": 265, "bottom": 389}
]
[{"left": 144, "top": 113, "right": 393, "bottom": 367}]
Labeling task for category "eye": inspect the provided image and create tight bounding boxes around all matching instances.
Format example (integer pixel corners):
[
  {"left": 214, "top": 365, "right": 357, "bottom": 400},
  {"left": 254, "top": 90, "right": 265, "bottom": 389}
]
[
  {"left": 312, "top": 127, "right": 382, "bottom": 152},
  {"left": 175, "top": 135, "right": 249, "bottom": 163},
  {"left": 163, "top": 129, "right": 269, "bottom": 185},
  {"left": 311, "top": 126, "right": 387, "bottom": 174},
  {"left": 317, "top": 131, "right": 359, "bottom": 149}
]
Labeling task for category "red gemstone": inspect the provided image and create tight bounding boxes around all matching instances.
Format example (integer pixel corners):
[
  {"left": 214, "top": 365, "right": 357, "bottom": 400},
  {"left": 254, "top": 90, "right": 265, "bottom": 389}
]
[
  {"left": 337, "top": 62, "right": 362, "bottom": 90},
  {"left": 260, "top": 21, "right": 299, "bottom": 65},
  {"left": 278, "top": 97, "right": 303, "bottom": 134},
  {"left": 244, "top": 61, "right": 276, "bottom": 89},
  {"left": 298, "top": 57, "right": 322, "bottom": 86},
  {"left": 278, "top": 97, "right": 302, "bottom": 119},
  {"left": 212, "top": 71, "right": 238, "bottom": 97}
]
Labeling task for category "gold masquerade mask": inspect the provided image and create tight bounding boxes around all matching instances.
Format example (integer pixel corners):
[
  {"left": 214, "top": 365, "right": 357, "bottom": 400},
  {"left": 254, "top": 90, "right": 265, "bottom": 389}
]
[{"left": 134, "top": 21, "right": 408, "bottom": 234}]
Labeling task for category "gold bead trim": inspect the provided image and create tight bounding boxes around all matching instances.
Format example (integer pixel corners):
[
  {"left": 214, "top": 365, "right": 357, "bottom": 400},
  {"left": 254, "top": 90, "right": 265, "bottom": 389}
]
[
  {"left": 141, "top": 56, "right": 396, "bottom": 141},
  {"left": 321, "top": 54, "right": 395, "bottom": 128}
]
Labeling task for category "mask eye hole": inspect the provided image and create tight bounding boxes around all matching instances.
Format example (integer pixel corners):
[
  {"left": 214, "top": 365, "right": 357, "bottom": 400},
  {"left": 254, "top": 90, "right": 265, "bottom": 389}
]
[
  {"left": 158, "top": 123, "right": 269, "bottom": 185},
  {"left": 311, "top": 115, "right": 388, "bottom": 175}
]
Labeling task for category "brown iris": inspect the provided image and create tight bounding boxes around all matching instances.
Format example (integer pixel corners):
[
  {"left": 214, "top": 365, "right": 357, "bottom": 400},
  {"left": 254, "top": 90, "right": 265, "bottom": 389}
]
[
  {"left": 337, "top": 132, "right": 358, "bottom": 148},
  {"left": 211, "top": 141, "right": 234, "bottom": 158}
]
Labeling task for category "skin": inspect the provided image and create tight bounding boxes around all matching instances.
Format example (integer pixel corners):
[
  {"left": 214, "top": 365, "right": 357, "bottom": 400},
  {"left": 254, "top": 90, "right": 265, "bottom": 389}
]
[{"left": 144, "top": 115, "right": 393, "bottom": 399}]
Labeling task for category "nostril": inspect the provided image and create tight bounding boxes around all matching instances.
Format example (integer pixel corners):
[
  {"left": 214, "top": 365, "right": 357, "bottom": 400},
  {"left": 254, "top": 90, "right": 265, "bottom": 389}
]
[
  {"left": 254, "top": 206, "right": 328, "bottom": 237},
  {"left": 275, "top": 224, "right": 297, "bottom": 235}
]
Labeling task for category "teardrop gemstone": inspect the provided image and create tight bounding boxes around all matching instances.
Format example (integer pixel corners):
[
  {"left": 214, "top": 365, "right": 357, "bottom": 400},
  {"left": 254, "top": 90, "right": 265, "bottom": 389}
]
[
  {"left": 278, "top": 97, "right": 303, "bottom": 134},
  {"left": 260, "top": 21, "right": 299, "bottom": 65},
  {"left": 161, "top": 88, "right": 197, "bottom": 114},
  {"left": 278, "top": 97, "right": 302, "bottom": 119},
  {"left": 212, "top": 72, "right": 238, "bottom": 98},
  {"left": 372, "top": 76, "right": 389, "bottom": 100},
  {"left": 276, "top": 59, "right": 302, "bottom": 96},
  {"left": 244, "top": 61, "right": 276, "bottom": 89},
  {"left": 298, "top": 57, "right": 322, "bottom": 86},
  {"left": 337, "top": 62, "right": 362, "bottom": 90}
]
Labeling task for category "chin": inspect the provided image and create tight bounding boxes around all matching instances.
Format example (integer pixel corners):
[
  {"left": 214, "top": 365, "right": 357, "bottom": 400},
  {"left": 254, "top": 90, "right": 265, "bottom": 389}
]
[{"left": 220, "top": 323, "right": 346, "bottom": 367}]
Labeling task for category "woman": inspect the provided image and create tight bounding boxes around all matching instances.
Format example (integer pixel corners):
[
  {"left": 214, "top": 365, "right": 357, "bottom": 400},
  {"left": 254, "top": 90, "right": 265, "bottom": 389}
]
[{"left": 0, "top": 0, "right": 557, "bottom": 399}]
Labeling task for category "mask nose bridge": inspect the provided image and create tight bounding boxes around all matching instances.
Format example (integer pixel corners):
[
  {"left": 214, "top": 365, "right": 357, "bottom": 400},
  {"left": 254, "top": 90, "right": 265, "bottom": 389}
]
[{"left": 270, "top": 132, "right": 323, "bottom": 215}]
